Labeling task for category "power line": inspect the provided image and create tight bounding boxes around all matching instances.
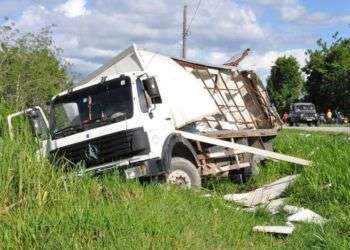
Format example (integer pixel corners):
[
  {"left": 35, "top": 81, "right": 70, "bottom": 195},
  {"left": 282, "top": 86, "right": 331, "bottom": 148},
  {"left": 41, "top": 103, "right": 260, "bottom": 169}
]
[{"left": 185, "top": 0, "right": 202, "bottom": 35}]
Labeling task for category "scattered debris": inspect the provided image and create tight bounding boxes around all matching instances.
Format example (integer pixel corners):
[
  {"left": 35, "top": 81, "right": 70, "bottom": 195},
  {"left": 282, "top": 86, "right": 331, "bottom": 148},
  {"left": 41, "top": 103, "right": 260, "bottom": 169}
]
[
  {"left": 287, "top": 208, "right": 327, "bottom": 225},
  {"left": 283, "top": 205, "right": 302, "bottom": 214},
  {"left": 224, "top": 175, "right": 299, "bottom": 207},
  {"left": 264, "top": 198, "right": 286, "bottom": 214},
  {"left": 243, "top": 198, "right": 286, "bottom": 214},
  {"left": 202, "top": 193, "right": 212, "bottom": 198},
  {"left": 253, "top": 224, "right": 294, "bottom": 235}
]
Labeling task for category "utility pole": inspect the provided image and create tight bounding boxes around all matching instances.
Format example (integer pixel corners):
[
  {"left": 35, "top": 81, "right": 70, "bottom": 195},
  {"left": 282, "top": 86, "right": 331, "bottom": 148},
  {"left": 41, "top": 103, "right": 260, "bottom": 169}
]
[{"left": 182, "top": 5, "right": 187, "bottom": 58}]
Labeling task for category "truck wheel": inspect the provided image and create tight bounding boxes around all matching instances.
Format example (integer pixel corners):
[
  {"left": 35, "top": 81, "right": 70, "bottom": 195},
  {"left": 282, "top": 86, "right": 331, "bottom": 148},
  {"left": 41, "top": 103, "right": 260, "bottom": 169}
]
[
  {"left": 314, "top": 121, "right": 320, "bottom": 127},
  {"left": 166, "top": 157, "right": 201, "bottom": 188},
  {"left": 307, "top": 122, "right": 312, "bottom": 127},
  {"left": 228, "top": 155, "right": 261, "bottom": 183}
]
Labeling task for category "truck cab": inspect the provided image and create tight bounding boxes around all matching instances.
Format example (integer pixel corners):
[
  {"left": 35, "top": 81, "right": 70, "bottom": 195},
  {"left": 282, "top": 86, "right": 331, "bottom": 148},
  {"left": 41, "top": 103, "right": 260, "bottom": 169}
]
[{"left": 47, "top": 72, "right": 179, "bottom": 178}]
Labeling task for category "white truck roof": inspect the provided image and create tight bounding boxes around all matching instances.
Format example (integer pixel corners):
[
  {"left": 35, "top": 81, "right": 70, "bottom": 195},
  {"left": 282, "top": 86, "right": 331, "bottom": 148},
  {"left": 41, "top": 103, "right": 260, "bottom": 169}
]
[{"left": 74, "top": 44, "right": 219, "bottom": 128}]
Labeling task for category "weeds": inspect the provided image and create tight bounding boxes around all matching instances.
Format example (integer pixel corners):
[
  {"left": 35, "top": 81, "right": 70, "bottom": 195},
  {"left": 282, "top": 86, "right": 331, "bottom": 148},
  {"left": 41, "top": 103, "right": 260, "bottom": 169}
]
[{"left": 0, "top": 125, "right": 349, "bottom": 249}]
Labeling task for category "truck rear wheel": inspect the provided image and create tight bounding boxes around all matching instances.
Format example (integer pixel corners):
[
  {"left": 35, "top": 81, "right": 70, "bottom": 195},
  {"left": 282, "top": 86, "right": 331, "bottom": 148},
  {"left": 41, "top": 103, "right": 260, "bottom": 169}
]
[
  {"left": 228, "top": 155, "right": 261, "bottom": 183},
  {"left": 166, "top": 157, "right": 201, "bottom": 188}
]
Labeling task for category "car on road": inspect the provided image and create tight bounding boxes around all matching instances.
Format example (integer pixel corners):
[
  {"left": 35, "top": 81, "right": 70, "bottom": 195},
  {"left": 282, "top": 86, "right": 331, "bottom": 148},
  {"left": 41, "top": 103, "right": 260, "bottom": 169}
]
[{"left": 288, "top": 102, "right": 319, "bottom": 126}]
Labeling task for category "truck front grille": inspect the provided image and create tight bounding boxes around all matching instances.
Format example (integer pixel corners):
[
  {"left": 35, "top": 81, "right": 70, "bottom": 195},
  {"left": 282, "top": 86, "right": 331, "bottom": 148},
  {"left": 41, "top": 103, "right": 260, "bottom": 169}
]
[{"left": 50, "top": 127, "right": 150, "bottom": 168}]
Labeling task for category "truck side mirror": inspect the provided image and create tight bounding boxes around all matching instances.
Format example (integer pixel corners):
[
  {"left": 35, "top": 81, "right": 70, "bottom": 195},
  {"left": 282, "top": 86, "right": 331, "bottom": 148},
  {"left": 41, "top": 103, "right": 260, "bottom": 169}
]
[
  {"left": 142, "top": 77, "right": 162, "bottom": 104},
  {"left": 25, "top": 109, "right": 39, "bottom": 119}
]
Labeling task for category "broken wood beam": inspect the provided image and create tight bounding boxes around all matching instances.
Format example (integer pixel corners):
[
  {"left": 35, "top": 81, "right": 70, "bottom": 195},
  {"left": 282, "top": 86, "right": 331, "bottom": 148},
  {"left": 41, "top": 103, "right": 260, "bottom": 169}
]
[{"left": 177, "top": 130, "right": 311, "bottom": 166}]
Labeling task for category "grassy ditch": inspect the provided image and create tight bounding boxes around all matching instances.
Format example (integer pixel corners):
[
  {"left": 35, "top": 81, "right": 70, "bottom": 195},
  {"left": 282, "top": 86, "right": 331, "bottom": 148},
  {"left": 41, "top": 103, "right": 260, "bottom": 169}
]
[{"left": 0, "top": 127, "right": 349, "bottom": 249}]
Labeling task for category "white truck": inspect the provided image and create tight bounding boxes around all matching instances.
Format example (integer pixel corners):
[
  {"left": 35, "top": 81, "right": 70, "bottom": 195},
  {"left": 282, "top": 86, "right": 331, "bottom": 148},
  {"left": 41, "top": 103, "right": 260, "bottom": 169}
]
[{"left": 8, "top": 45, "right": 310, "bottom": 187}]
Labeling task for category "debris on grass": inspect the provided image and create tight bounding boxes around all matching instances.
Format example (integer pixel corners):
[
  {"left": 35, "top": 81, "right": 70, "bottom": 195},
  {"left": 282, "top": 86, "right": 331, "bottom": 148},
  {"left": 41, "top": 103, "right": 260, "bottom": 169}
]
[
  {"left": 253, "top": 224, "right": 294, "bottom": 235},
  {"left": 243, "top": 198, "right": 286, "bottom": 214},
  {"left": 224, "top": 175, "right": 299, "bottom": 207},
  {"left": 286, "top": 207, "right": 327, "bottom": 225},
  {"left": 202, "top": 193, "right": 212, "bottom": 198}
]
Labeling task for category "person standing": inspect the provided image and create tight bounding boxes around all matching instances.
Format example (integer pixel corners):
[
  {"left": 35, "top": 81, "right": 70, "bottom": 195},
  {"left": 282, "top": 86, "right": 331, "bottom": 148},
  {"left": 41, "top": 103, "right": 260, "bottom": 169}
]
[
  {"left": 282, "top": 112, "right": 288, "bottom": 124},
  {"left": 326, "top": 109, "right": 332, "bottom": 123}
]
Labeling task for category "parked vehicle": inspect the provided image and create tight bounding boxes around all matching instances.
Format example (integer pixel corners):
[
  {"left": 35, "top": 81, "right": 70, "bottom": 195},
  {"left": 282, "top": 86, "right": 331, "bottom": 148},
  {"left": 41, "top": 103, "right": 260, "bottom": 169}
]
[
  {"left": 288, "top": 103, "right": 319, "bottom": 126},
  {"left": 8, "top": 45, "right": 309, "bottom": 187}
]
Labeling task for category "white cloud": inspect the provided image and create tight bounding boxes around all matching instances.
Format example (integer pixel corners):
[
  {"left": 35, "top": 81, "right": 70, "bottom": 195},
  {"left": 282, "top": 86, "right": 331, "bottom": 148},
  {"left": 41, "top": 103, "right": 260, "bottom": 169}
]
[
  {"left": 65, "top": 57, "right": 101, "bottom": 73},
  {"left": 5, "top": 0, "right": 312, "bottom": 83},
  {"left": 56, "top": 0, "right": 90, "bottom": 18},
  {"left": 15, "top": 5, "right": 48, "bottom": 29},
  {"left": 279, "top": 4, "right": 306, "bottom": 22},
  {"left": 250, "top": 0, "right": 297, "bottom": 6},
  {"left": 238, "top": 49, "right": 307, "bottom": 84},
  {"left": 207, "top": 51, "right": 228, "bottom": 64},
  {"left": 251, "top": 0, "right": 350, "bottom": 25},
  {"left": 240, "top": 48, "right": 307, "bottom": 71}
]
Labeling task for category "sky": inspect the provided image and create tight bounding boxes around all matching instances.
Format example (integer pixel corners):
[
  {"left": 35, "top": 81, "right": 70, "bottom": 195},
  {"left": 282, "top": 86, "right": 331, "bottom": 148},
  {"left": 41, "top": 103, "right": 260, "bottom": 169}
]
[{"left": 1, "top": 0, "right": 349, "bottom": 83}]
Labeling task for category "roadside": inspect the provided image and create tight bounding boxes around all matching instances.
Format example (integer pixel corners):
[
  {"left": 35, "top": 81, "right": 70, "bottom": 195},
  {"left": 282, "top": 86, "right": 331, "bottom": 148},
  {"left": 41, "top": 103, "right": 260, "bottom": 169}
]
[{"left": 284, "top": 125, "right": 350, "bottom": 135}]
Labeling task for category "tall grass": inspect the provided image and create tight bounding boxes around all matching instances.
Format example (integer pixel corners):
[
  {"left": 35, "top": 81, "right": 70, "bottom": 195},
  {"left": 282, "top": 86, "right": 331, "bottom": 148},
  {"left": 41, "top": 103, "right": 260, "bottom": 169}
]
[{"left": 0, "top": 117, "right": 349, "bottom": 248}]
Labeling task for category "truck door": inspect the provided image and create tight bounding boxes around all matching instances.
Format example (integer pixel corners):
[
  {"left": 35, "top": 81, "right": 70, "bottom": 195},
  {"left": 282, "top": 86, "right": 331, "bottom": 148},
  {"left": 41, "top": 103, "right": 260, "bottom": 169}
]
[
  {"left": 136, "top": 77, "right": 175, "bottom": 158},
  {"left": 7, "top": 106, "right": 50, "bottom": 157}
]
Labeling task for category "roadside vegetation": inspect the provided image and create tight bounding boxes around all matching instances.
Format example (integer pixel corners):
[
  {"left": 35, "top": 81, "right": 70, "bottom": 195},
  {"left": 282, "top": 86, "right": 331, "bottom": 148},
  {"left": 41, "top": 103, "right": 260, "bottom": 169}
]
[
  {"left": 0, "top": 21, "right": 71, "bottom": 111},
  {"left": 1, "top": 121, "right": 349, "bottom": 248},
  {"left": 267, "top": 32, "right": 350, "bottom": 117}
]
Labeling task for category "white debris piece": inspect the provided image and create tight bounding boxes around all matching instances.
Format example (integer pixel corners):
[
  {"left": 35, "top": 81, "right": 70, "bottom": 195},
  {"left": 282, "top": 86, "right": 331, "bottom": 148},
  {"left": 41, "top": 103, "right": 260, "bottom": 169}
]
[
  {"left": 283, "top": 205, "right": 303, "bottom": 215},
  {"left": 287, "top": 208, "right": 327, "bottom": 225},
  {"left": 243, "top": 198, "right": 286, "bottom": 214},
  {"left": 224, "top": 175, "right": 299, "bottom": 207},
  {"left": 265, "top": 198, "right": 286, "bottom": 214},
  {"left": 202, "top": 193, "right": 212, "bottom": 198},
  {"left": 253, "top": 224, "right": 294, "bottom": 235}
]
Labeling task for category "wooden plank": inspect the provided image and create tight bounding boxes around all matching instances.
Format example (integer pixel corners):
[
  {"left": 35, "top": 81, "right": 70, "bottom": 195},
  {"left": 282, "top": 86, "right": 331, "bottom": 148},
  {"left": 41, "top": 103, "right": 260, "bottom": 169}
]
[
  {"left": 177, "top": 130, "right": 311, "bottom": 166},
  {"left": 206, "top": 148, "right": 245, "bottom": 158},
  {"left": 217, "top": 71, "right": 252, "bottom": 128},
  {"left": 205, "top": 68, "right": 238, "bottom": 124},
  {"left": 194, "top": 69, "right": 227, "bottom": 123},
  {"left": 225, "top": 71, "right": 259, "bottom": 128},
  {"left": 203, "top": 128, "right": 278, "bottom": 139}
]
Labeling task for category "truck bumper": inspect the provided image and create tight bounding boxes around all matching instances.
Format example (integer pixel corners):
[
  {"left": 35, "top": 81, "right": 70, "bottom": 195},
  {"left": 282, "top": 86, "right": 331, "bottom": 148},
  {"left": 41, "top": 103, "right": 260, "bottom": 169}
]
[{"left": 81, "top": 156, "right": 163, "bottom": 179}]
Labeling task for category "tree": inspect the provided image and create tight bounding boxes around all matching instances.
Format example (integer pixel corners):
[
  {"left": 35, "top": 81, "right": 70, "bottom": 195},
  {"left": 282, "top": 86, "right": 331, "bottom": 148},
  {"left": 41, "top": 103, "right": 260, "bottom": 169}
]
[
  {"left": 266, "top": 56, "right": 304, "bottom": 114},
  {"left": 0, "top": 20, "right": 72, "bottom": 111},
  {"left": 303, "top": 33, "right": 350, "bottom": 115}
]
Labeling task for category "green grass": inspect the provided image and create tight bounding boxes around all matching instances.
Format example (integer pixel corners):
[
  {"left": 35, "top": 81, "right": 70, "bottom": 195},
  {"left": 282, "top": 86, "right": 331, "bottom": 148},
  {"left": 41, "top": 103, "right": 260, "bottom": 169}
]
[{"left": 1, "top": 125, "right": 350, "bottom": 249}]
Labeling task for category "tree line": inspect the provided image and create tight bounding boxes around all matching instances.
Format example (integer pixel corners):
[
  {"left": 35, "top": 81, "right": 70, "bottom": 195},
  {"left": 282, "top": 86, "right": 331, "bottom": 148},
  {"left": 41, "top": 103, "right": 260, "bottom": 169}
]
[
  {"left": 0, "top": 20, "right": 71, "bottom": 115},
  {"left": 267, "top": 33, "right": 350, "bottom": 116}
]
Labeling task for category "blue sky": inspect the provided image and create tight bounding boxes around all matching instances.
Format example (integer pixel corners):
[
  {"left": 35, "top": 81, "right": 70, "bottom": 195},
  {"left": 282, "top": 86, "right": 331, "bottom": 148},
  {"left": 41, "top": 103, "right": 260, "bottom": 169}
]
[{"left": 1, "top": 0, "right": 349, "bottom": 82}]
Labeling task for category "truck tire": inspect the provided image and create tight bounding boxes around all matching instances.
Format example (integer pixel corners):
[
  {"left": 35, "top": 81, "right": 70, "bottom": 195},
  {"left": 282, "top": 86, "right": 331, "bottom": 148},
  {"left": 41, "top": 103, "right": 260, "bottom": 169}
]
[
  {"left": 228, "top": 138, "right": 261, "bottom": 183},
  {"left": 228, "top": 155, "right": 261, "bottom": 183},
  {"left": 166, "top": 157, "right": 201, "bottom": 188}
]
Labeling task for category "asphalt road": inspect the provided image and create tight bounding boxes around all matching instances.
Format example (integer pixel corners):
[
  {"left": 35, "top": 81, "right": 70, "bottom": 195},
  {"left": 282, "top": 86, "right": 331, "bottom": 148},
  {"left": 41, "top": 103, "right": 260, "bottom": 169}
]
[{"left": 285, "top": 125, "right": 350, "bottom": 134}]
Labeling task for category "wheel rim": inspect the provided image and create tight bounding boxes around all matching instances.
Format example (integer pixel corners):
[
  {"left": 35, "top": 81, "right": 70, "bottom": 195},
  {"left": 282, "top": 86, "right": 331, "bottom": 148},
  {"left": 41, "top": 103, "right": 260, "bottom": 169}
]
[{"left": 167, "top": 170, "right": 191, "bottom": 187}]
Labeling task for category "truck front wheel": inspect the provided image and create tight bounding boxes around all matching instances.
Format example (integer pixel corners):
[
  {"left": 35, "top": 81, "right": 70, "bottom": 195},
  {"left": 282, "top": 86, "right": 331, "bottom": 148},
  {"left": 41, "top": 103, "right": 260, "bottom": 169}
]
[{"left": 166, "top": 157, "right": 201, "bottom": 188}]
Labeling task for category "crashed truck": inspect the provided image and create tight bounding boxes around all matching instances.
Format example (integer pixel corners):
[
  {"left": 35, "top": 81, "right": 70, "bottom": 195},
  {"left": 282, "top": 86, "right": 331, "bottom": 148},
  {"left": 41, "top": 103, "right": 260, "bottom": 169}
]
[{"left": 7, "top": 45, "right": 310, "bottom": 187}]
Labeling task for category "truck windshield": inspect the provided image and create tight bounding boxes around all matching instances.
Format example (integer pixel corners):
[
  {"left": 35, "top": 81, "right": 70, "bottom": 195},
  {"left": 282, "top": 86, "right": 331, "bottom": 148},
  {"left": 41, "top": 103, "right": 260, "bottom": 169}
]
[{"left": 50, "top": 77, "right": 133, "bottom": 139}]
